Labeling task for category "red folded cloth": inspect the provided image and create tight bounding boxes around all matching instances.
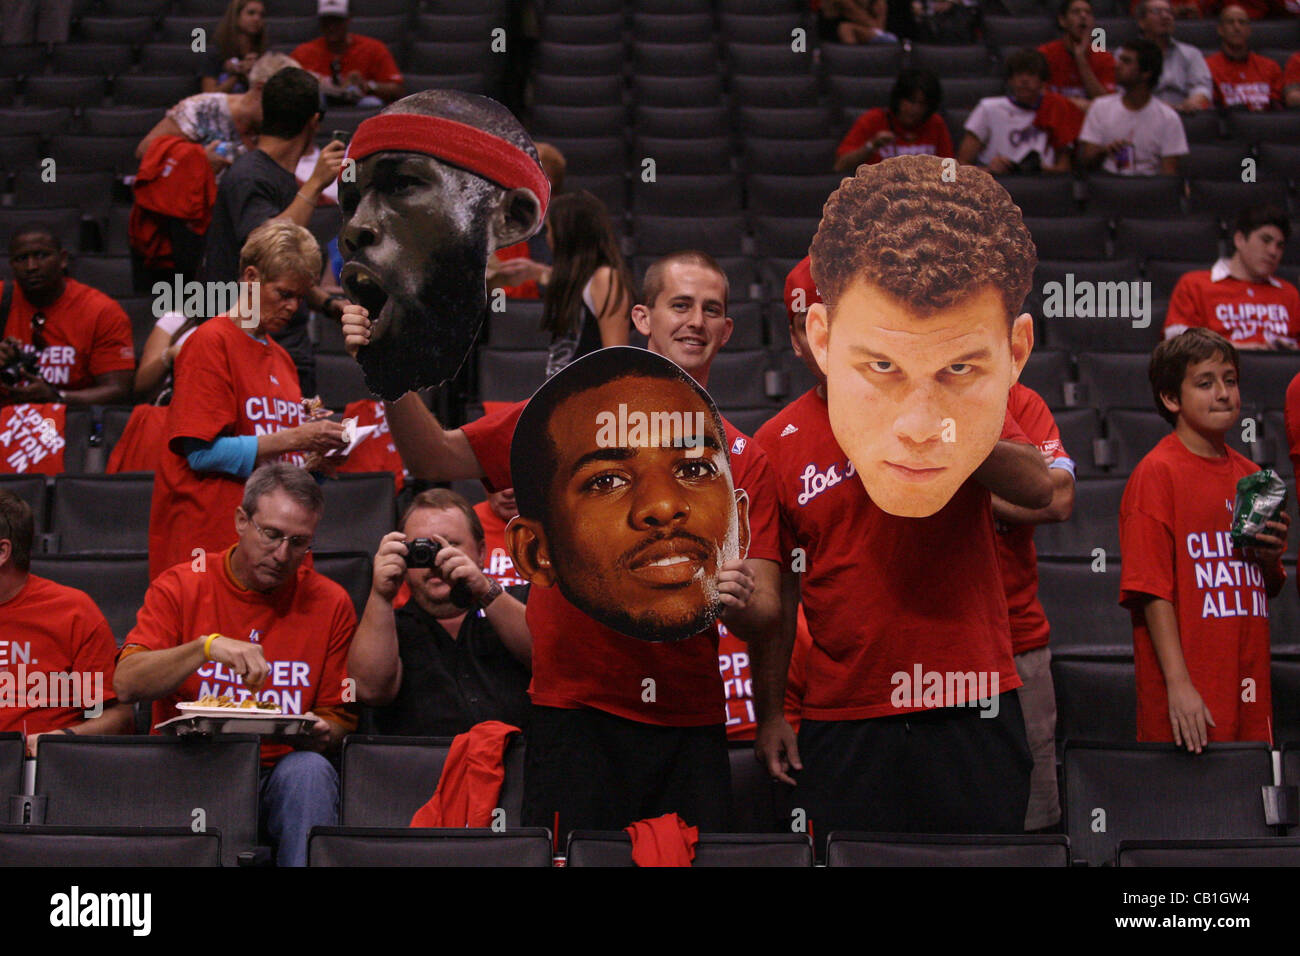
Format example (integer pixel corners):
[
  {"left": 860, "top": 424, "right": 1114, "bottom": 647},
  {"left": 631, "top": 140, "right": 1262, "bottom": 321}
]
[
  {"left": 409, "top": 720, "right": 520, "bottom": 828},
  {"left": 1033, "top": 91, "right": 1085, "bottom": 155},
  {"left": 625, "top": 813, "right": 699, "bottom": 867}
]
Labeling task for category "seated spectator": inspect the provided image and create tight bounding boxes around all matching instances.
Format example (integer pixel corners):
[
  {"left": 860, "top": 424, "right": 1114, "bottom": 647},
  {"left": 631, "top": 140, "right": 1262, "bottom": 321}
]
[
  {"left": 291, "top": 0, "right": 404, "bottom": 107},
  {"left": 542, "top": 191, "right": 634, "bottom": 378},
  {"left": 202, "top": 0, "right": 268, "bottom": 95},
  {"left": 1039, "top": 0, "right": 1116, "bottom": 112},
  {"left": 1286, "top": 52, "right": 1300, "bottom": 108},
  {"left": 1078, "top": 39, "right": 1189, "bottom": 175},
  {"left": 1206, "top": 5, "right": 1282, "bottom": 111},
  {"left": 475, "top": 488, "right": 528, "bottom": 587},
  {"left": 0, "top": 227, "right": 134, "bottom": 408},
  {"left": 834, "top": 68, "right": 953, "bottom": 173},
  {"left": 1136, "top": 0, "right": 1213, "bottom": 110},
  {"left": 116, "top": 463, "right": 357, "bottom": 867},
  {"left": 147, "top": 220, "right": 347, "bottom": 579},
  {"left": 816, "top": 0, "right": 897, "bottom": 44},
  {"left": 958, "top": 50, "right": 1082, "bottom": 175},
  {"left": 349, "top": 489, "right": 531, "bottom": 737},
  {"left": 1120, "top": 329, "right": 1288, "bottom": 752},
  {"left": 1164, "top": 205, "right": 1298, "bottom": 349},
  {"left": 0, "top": 490, "right": 134, "bottom": 754},
  {"left": 133, "top": 312, "right": 201, "bottom": 404}
]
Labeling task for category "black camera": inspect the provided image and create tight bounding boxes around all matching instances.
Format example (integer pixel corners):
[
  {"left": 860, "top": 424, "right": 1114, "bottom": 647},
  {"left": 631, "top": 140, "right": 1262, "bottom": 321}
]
[
  {"left": 406, "top": 537, "right": 474, "bottom": 609},
  {"left": 0, "top": 343, "right": 40, "bottom": 388}
]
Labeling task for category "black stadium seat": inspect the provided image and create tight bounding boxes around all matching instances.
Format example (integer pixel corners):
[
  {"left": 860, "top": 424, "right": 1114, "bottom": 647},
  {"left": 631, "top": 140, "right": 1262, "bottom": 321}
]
[
  {"left": 1063, "top": 741, "right": 1275, "bottom": 867},
  {"left": 1117, "top": 839, "right": 1300, "bottom": 867},
  {"left": 311, "top": 552, "right": 373, "bottom": 618},
  {"left": 632, "top": 174, "right": 743, "bottom": 215},
  {"left": 633, "top": 106, "right": 727, "bottom": 140},
  {"left": 566, "top": 831, "right": 814, "bottom": 866},
  {"left": 634, "top": 136, "right": 733, "bottom": 175},
  {"left": 49, "top": 44, "right": 133, "bottom": 77},
  {"left": 0, "top": 827, "right": 222, "bottom": 867},
  {"left": 137, "top": 44, "right": 208, "bottom": 75},
  {"left": 633, "top": 12, "right": 713, "bottom": 43},
  {"left": 742, "top": 137, "right": 839, "bottom": 175},
  {"left": 477, "top": 349, "right": 548, "bottom": 403},
  {"left": 746, "top": 173, "right": 841, "bottom": 218},
  {"left": 34, "top": 735, "right": 262, "bottom": 867},
  {"left": 0, "top": 106, "right": 73, "bottom": 136},
  {"left": 1076, "top": 352, "right": 1153, "bottom": 412},
  {"left": 77, "top": 15, "right": 154, "bottom": 44},
  {"left": 1187, "top": 179, "right": 1290, "bottom": 222},
  {"left": 537, "top": 42, "right": 624, "bottom": 77},
  {"left": 1039, "top": 557, "right": 1131, "bottom": 652},
  {"left": 728, "top": 43, "right": 815, "bottom": 76},
  {"left": 29, "top": 554, "right": 149, "bottom": 646},
  {"left": 633, "top": 42, "right": 719, "bottom": 78},
  {"left": 718, "top": 12, "right": 804, "bottom": 45},
  {"left": 821, "top": 42, "right": 904, "bottom": 78},
  {"left": 47, "top": 135, "right": 140, "bottom": 176},
  {"left": 81, "top": 106, "right": 165, "bottom": 138},
  {"left": 707, "top": 350, "right": 771, "bottom": 407},
  {"left": 739, "top": 106, "right": 834, "bottom": 140},
  {"left": 1023, "top": 216, "right": 1109, "bottom": 261},
  {"left": 487, "top": 298, "right": 549, "bottom": 350},
  {"left": 633, "top": 74, "right": 725, "bottom": 108},
  {"left": 1033, "top": 478, "right": 1126, "bottom": 560},
  {"left": 728, "top": 744, "right": 782, "bottom": 833},
  {"left": 1015, "top": 349, "right": 1072, "bottom": 410},
  {"left": 50, "top": 474, "right": 153, "bottom": 554},
  {"left": 308, "top": 827, "right": 552, "bottom": 866},
  {"left": 997, "top": 175, "right": 1077, "bottom": 218},
  {"left": 912, "top": 44, "right": 995, "bottom": 76},
  {"left": 751, "top": 215, "right": 819, "bottom": 259},
  {"left": 0, "top": 733, "right": 21, "bottom": 804},
  {"left": 316, "top": 473, "right": 396, "bottom": 556},
  {"left": 1181, "top": 144, "right": 1251, "bottom": 181},
  {"left": 532, "top": 104, "right": 629, "bottom": 139},
  {"left": 825, "top": 833, "right": 1071, "bottom": 866},
  {"left": 0, "top": 134, "right": 43, "bottom": 174},
  {"left": 542, "top": 12, "right": 625, "bottom": 44},
  {"left": 633, "top": 214, "right": 747, "bottom": 257},
  {"left": 340, "top": 735, "right": 526, "bottom": 827},
  {"left": 1105, "top": 408, "right": 1171, "bottom": 475},
  {"left": 1052, "top": 654, "right": 1139, "bottom": 751},
  {"left": 114, "top": 75, "right": 201, "bottom": 108},
  {"left": 534, "top": 73, "right": 624, "bottom": 107},
  {"left": 733, "top": 74, "right": 820, "bottom": 110},
  {"left": 0, "top": 474, "right": 47, "bottom": 534},
  {"left": 23, "top": 76, "right": 106, "bottom": 109},
  {"left": 417, "top": 13, "right": 499, "bottom": 42},
  {"left": 1052, "top": 408, "right": 1106, "bottom": 478},
  {"left": 1113, "top": 217, "right": 1221, "bottom": 264},
  {"left": 1085, "top": 175, "right": 1184, "bottom": 219},
  {"left": 1237, "top": 353, "right": 1298, "bottom": 413},
  {"left": 315, "top": 352, "right": 372, "bottom": 410}
]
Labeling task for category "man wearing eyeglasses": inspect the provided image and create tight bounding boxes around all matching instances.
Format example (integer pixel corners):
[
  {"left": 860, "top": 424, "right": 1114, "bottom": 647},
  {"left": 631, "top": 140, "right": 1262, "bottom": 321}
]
[
  {"left": 0, "top": 227, "right": 134, "bottom": 407},
  {"left": 115, "top": 462, "right": 358, "bottom": 868}
]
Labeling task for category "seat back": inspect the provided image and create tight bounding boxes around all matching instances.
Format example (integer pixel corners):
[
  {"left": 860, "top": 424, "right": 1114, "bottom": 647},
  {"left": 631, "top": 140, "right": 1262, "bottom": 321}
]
[
  {"left": 308, "top": 827, "right": 551, "bottom": 866},
  {"left": 29, "top": 554, "right": 150, "bottom": 646},
  {"left": 825, "top": 832, "right": 1071, "bottom": 866},
  {"left": 51, "top": 474, "right": 153, "bottom": 553},
  {"left": 0, "top": 826, "right": 221, "bottom": 866},
  {"left": 566, "top": 831, "right": 814, "bottom": 866},
  {"left": 1116, "top": 838, "right": 1300, "bottom": 866},
  {"left": 0, "top": 733, "right": 21, "bottom": 806}
]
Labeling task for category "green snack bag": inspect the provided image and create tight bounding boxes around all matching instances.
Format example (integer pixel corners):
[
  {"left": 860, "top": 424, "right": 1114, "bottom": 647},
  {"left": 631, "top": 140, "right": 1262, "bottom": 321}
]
[{"left": 1230, "top": 468, "right": 1288, "bottom": 550}]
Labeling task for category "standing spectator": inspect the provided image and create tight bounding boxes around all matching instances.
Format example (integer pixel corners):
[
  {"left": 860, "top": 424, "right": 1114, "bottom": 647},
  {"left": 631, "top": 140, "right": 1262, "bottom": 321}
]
[
  {"left": 1120, "top": 330, "right": 1288, "bottom": 751},
  {"left": 148, "top": 221, "right": 346, "bottom": 579},
  {"left": 1039, "top": 0, "right": 1116, "bottom": 111},
  {"left": 0, "top": 0, "right": 70, "bottom": 45},
  {"left": 1136, "top": 0, "right": 1214, "bottom": 111},
  {"left": 1164, "top": 205, "right": 1298, "bottom": 349},
  {"left": 1206, "top": 5, "right": 1283, "bottom": 111},
  {"left": 1078, "top": 39, "right": 1189, "bottom": 175},
  {"left": 542, "top": 191, "right": 634, "bottom": 378},
  {"left": 958, "top": 49, "right": 1083, "bottom": 175},
  {"left": 0, "top": 491, "right": 135, "bottom": 754},
  {"left": 117, "top": 464, "right": 358, "bottom": 868},
  {"left": 350, "top": 489, "right": 532, "bottom": 737},
  {"left": 199, "top": 66, "right": 347, "bottom": 395},
  {"left": 203, "top": 0, "right": 268, "bottom": 95},
  {"left": 0, "top": 227, "right": 134, "bottom": 408},
  {"left": 834, "top": 68, "right": 953, "bottom": 173},
  {"left": 291, "top": 0, "right": 404, "bottom": 107},
  {"left": 994, "top": 384, "right": 1076, "bottom": 832},
  {"left": 1284, "top": 52, "right": 1300, "bottom": 107}
]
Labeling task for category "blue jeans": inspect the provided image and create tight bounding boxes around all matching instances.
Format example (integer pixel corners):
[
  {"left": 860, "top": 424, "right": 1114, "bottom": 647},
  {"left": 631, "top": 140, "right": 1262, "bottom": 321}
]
[{"left": 259, "top": 751, "right": 338, "bottom": 867}]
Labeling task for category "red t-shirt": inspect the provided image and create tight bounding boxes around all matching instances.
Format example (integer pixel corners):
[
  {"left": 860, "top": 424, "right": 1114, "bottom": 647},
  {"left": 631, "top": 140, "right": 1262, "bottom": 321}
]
[
  {"left": 1038, "top": 40, "right": 1116, "bottom": 99},
  {"left": 148, "top": 315, "right": 305, "bottom": 579},
  {"left": 718, "top": 608, "right": 812, "bottom": 741},
  {"left": 121, "top": 546, "right": 356, "bottom": 764},
  {"left": 1284, "top": 53, "right": 1300, "bottom": 92},
  {"left": 0, "top": 279, "right": 134, "bottom": 393},
  {"left": 755, "top": 388, "right": 1025, "bottom": 720},
  {"left": 336, "top": 399, "right": 405, "bottom": 492},
  {"left": 835, "top": 108, "right": 954, "bottom": 163},
  {"left": 0, "top": 575, "right": 119, "bottom": 735},
  {"left": 495, "top": 242, "right": 541, "bottom": 300},
  {"left": 1206, "top": 52, "right": 1282, "bottom": 111},
  {"left": 1164, "top": 263, "right": 1300, "bottom": 348},
  {"left": 290, "top": 34, "right": 403, "bottom": 85},
  {"left": 473, "top": 499, "right": 528, "bottom": 588},
  {"left": 0, "top": 403, "right": 66, "bottom": 475},
  {"left": 997, "top": 384, "right": 1075, "bottom": 656},
  {"left": 461, "top": 400, "right": 782, "bottom": 726},
  {"left": 1119, "top": 432, "right": 1276, "bottom": 743}
]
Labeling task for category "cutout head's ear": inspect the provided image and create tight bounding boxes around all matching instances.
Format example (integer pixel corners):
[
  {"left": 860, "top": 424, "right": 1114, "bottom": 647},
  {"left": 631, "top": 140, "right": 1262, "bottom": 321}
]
[
  {"left": 806, "top": 302, "right": 830, "bottom": 378},
  {"left": 506, "top": 515, "right": 555, "bottom": 587},
  {"left": 1009, "top": 312, "right": 1034, "bottom": 383},
  {"left": 491, "top": 187, "right": 544, "bottom": 250},
  {"left": 733, "top": 488, "right": 750, "bottom": 561}
]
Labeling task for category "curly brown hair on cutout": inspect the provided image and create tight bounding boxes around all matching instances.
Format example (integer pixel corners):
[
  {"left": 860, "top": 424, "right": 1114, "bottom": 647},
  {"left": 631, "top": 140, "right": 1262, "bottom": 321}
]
[{"left": 809, "top": 154, "right": 1037, "bottom": 327}]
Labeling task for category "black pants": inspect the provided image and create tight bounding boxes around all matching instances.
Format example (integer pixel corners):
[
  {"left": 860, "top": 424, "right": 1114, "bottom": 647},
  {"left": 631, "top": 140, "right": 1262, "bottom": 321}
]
[
  {"left": 522, "top": 704, "right": 731, "bottom": 839},
  {"left": 796, "top": 691, "right": 1033, "bottom": 841}
]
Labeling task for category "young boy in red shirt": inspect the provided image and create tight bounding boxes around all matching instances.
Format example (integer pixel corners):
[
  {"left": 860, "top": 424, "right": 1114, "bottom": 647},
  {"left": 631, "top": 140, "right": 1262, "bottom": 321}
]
[{"left": 1119, "top": 329, "right": 1289, "bottom": 752}]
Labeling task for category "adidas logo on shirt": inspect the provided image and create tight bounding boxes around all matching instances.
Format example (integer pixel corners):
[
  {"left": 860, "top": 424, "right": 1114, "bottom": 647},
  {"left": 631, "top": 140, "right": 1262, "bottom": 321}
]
[{"left": 781, "top": 424, "right": 798, "bottom": 437}]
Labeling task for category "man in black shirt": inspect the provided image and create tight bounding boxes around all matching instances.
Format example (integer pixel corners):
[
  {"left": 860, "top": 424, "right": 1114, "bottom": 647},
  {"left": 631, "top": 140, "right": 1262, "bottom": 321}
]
[
  {"left": 200, "top": 66, "right": 346, "bottom": 395},
  {"left": 349, "top": 488, "right": 532, "bottom": 736}
]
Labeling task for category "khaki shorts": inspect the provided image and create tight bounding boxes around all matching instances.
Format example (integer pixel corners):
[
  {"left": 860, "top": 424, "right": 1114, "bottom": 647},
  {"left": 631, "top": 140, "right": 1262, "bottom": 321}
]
[{"left": 1015, "top": 645, "right": 1060, "bottom": 830}]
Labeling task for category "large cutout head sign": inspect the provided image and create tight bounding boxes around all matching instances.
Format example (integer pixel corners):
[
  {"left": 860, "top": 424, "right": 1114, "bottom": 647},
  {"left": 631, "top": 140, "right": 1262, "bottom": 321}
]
[
  {"left": 805, "top": 154, "right": 1037, "bottom": 518},
  {"left": 337, "top": 91, "right": 550, "bottom": 400},
  {"left": 506, "top": 347, "right": 750, "bottom": 643}
]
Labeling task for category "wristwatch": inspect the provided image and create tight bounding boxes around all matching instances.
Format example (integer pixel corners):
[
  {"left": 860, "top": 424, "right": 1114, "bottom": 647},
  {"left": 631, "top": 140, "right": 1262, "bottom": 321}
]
[{"left": 477, "top": 580, "right": 504, "bottom": 610}]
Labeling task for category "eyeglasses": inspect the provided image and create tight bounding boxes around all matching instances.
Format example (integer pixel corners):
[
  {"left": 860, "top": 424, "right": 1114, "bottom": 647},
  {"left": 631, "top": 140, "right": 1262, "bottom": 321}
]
[{"left": 246, "top": 515, "right": 313, "bottom": 553}]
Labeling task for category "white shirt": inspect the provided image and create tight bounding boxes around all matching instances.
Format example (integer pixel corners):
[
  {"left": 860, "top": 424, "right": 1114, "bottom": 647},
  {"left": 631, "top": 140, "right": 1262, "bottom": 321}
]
[
  {"left": 1078, "top": 93, "right": 1188, "bottom": 176},
  {"left": 964, "top": 96, "right": 1057, "bottom": 168}
]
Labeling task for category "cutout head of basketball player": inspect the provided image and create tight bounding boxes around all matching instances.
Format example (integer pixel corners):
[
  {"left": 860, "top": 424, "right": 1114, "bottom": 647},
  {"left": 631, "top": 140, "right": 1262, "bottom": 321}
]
[
  {"left": 337, "top": 90, "right": 549, "bottom": 399},
  {"left": 806, "top": 154, "right": 1037, "bottom": 518},
  {"left": 506, "top": 348, "right": 749, "bottom": 642}
]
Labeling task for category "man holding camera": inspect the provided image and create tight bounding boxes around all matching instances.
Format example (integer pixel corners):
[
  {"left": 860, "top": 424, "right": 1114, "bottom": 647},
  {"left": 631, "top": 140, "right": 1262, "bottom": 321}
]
[{"left": 348, "top": 489, "right": 532, "bottom": 737}]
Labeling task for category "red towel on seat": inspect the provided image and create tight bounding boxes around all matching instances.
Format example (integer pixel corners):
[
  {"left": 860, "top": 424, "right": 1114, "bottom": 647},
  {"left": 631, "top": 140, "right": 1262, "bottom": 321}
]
[
  {"left": 409, "top": 720, "right": 520, "bottom": 828},
  {"left": 625, "top": 813, "right": 699, "bottom": 867},
  {"left": 130, "top": 135, "right": 216, "bottom": 270}
]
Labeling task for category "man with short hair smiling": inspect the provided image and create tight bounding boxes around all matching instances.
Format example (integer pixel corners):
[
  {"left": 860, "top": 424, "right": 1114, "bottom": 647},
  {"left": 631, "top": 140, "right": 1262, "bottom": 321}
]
[
  {"left": 1135, "top": 0, "right": 1213, "bottom": 111},
  {"left": 755, "top": 154, "right": 1053, "bottom": 836},
  {"left": 1078, "top": 38, "right": 1188, "bottom": 176},
  {"left": 0, "top": 227, "right": 134, "bottom": 408},
  {"left": 1164, "top": 204, "right": 1298, "bottom": 350},
  {"left": 1205, "top": 4, "right": 1283, "bottom": 111},
  {"left": 116, "top": 463, "right": 358, "bottom": 868}
]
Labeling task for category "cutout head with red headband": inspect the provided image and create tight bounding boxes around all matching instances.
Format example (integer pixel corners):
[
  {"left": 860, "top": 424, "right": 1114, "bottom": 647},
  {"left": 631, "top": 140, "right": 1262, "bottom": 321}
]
[{"left": 338, "top": 91, "right": 550, "bottom": 400}]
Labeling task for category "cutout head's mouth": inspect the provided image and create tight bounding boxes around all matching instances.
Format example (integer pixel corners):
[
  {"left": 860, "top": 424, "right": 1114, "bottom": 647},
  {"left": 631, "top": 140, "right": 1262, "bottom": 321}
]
[{"left": 340, "top": 261, "right": 393, "bottom": 338}]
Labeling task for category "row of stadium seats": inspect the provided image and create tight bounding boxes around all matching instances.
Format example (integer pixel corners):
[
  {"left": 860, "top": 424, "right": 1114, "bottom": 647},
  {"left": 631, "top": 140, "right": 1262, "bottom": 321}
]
[{"left": 6, "top": 733, "right": 1300, "bottom": 866}]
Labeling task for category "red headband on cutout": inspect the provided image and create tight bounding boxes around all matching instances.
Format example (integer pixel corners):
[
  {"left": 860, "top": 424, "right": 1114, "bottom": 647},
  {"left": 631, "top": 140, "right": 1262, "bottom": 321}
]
[{"left": 345, "top": 113, "right": 551, "bottom": 215}]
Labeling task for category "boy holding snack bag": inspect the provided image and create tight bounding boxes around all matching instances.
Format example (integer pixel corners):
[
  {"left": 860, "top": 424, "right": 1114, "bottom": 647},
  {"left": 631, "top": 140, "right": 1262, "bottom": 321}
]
[{"left": 1119, "top": 328, "right": 1289, "bottom": 752}]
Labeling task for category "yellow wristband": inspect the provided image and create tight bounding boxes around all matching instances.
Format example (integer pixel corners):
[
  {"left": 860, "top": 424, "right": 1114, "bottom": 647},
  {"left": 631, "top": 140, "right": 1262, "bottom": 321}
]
[{"left": 202, "top": 634, "right": 220, "bottom": 660}]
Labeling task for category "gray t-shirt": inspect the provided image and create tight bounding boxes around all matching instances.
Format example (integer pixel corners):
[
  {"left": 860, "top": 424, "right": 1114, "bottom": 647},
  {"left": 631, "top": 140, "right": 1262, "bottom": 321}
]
[{"left": 199, "top": 149, "right": 296, "bottom": 284}]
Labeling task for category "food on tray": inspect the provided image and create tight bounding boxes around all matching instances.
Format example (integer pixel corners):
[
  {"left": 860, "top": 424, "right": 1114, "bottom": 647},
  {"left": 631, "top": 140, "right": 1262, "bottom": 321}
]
[{"left": 189, "top": 693, "right": 282, "bottom": 713}]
